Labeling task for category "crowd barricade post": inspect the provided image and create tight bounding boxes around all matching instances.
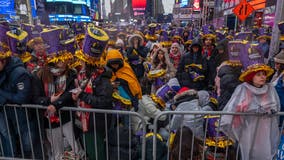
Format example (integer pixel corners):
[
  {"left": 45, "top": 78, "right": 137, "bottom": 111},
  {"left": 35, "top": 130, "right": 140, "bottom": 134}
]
[
  {"left": 152, "top": 111, "right": 284, "bottom": 160},
  {"left": 0, "top": 104, "right": 147, "bottom": 160}
]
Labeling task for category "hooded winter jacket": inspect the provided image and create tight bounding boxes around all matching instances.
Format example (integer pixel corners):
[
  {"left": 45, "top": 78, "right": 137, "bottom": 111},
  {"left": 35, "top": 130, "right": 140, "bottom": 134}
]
[
  {"left": 176, "top": 40, "right": 207, "bottom": 90},
  {"left": 0, "top": 57, "right": 31, "bottom": 105}
]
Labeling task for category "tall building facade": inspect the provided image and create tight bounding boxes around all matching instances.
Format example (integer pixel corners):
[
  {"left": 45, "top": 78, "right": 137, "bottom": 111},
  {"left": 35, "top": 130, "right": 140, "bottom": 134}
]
[
  {"left": 109, "top": 0, "right": 132, "bottom": 21},
  {"left": 145, "top": 0, "right": 164, "bottom": 18}
]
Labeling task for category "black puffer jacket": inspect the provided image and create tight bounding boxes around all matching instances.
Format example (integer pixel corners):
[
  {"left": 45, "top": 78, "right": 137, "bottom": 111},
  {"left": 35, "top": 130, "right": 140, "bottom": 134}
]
[
  {"left": 176, "top": 41, "right": 207, "bottom": 90},
  {"left": 0, "top": 57, "right": 32, "bottom": 105},
  {"left": 204, "top": 46, "right": 218, "bottom": 89},
  {"left": 78, "top": 67, "right": 113, "bottom": 131},
  {"left": 217, "top": 65, "right": 242, "bottom": 110}
]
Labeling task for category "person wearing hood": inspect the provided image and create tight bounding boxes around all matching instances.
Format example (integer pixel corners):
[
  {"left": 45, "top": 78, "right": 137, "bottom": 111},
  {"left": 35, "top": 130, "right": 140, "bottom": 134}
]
[
  {"left": 272, "top": 48, "right": 284, "bottom": 124},
  {"left": 170, "top": 87, "right": 204, "bottom": 139},
  {"left": 169, "top": 42, "right": 182, "bottom": 69},
  {"left": 106, "top": 49, "right": 142, "bottom": 111},
  {"left": 215, "top": 62, "right": 242, "bottom": 110},
  {"left": 149, "top": 47, "right": 176, "bottom": 93},
  {"left": 176, "top": 40, "right": 207, "bottom": 90},
  {"left": 115, "top": 38, "right": 127, "bottom": 58},
  {"left": 126, "top": 34, "right": 148, "bottom": 80},
  {"left": 220, "top": 45, "right": 279, "bottom": 160},
  {"left": 0, "top": 23, "right": 39, "bottom": 158},
  {"left": 214, "top": 39, "right": 229, "bottom": 67}
]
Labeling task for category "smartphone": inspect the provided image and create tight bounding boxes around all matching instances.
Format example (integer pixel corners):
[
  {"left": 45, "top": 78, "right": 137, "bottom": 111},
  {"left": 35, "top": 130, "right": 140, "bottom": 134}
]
[{"left": 69, "top": 88, "right": 80, "bottom": 94}]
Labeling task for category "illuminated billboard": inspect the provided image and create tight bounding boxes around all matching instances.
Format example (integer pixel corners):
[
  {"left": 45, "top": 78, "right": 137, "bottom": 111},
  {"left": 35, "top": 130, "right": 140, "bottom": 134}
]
[
  {"left": 132, "top": 0, "right": 146, "bottom": 16},
  {"left": 0, "top": 0, "right": 36, "bottom": 19},
  {"left": 132, "top": 0, "right": 146, "bottom": 8},
  {"left": 49, "top": 14, "right": 91, "bottom": 22},
  {"left": 175, "top": 0, "right": 181, "bottom": 4},
  {"left": 180, "top": 0, "right": 188, "bottom": 7},
  {"left": 46, "top": 0, "right": 87, "bottom": 5},
  {"left": 193, "top": 0, "right": 200, "bottom": 11},
  {"left": 0, "top": 0, "right": 15, "bottom": 16}
]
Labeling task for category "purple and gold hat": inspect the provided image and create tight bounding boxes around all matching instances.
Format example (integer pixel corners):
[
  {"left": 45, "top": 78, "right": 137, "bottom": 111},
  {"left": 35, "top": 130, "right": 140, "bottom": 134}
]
[
  {"left": 223, "top": 40, "right": 247, "bottom": 67},
  {"left": 215, "top": 30, "right": 226, "bottom": 43},
  {"left": 0, "top": 23, "right": 11, "bottom": 59},
  {"left": 159, "top": 30, "right": 172, "bottom": 48},
  {"left": 41, "top": 28, "right": 73, "bottom": 64},
  {"left": 239, "top": 42, "right": 273, "bottom": 82},
  {"left": 75, "top": 24, "right": 109, "bottom": 66},
  {"left": 21, "top": 23, "right": 44, "bottom": 49},
  {"left": 234, "top": 31, "right": 253, "bottom": 41},
  {"left": 256, "top": 28, "right": 271, "bottom": 40},
  {"left": 59, "top": 28, "right": 76, "bottom": 55},
  {"left": 204, "top": 115, "right": 233, "bottom": 148},
  {"left": 105, "top": 27, "right": 118, "bottom": 46},
  {"left": 201, "top": 24, "right": 216, "bottom": 41},
  {"left": 6, "top": 28, "right": 32, "bottom": 63},
  {"left": 172, "top": 27, "right": 183, "bottom": 40},
  {"left": 72, "top": 22, "right": 86, "bottom": 43},
  {"left": 278, "top": 21, "right": 284, "bottom": 41},
  {"left": 184, "top": 31, "right": 194, "bottom": 45},
  {"left": 151, "top": 78, "right": 181, "bottom": 108},
  {"left": 145, "top": 23, "right": 158, "bottom": 41}
]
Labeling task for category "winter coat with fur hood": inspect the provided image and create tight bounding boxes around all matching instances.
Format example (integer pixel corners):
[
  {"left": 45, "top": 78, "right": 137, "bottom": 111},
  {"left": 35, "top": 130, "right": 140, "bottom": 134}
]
[
  {"left": 150, "top": 47, "right": 176, "bottom": 79},
  {"left": 170, "top": 89, "right": 204, "bottom": 138}
]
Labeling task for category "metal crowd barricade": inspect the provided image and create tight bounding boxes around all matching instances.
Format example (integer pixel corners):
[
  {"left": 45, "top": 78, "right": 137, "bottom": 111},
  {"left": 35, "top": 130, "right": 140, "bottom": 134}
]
[
  {"left": 152, "top": 111, "right": 284, "bottom": 160},
  {"left": 0, "top": 104, "right": 147, "bottom": 160}
]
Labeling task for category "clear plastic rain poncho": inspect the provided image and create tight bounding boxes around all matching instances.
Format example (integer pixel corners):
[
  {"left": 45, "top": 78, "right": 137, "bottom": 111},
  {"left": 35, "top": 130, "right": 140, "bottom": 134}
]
[{"left": 220, "top": 82, "right": 280, "bottom": 160}]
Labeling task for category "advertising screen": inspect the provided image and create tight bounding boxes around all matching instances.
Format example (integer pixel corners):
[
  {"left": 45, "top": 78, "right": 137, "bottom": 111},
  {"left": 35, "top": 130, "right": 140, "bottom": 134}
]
[
  {"left": 192, "top": 0, "right": 200, "bottom": 11},
  {"left": 132, "top": 0, "right": 146, "bottom": 16},
  {"left": 0, "top": 0, "right": 36, "bottom": 19},
  {"left": 46, "top": 0, "right": 87, "bottom": 5},
  {"left": 0, "top": 0, "right": 15, "bottom": 16},
  {"left": 180, "top": 0, "right": 188, "bottom": 7},
  {"left": 49, "top": 14, "right": 91, "bottom": 22},
  {"left": 132, "top": 0, "right": 146, "bottom": 8}
]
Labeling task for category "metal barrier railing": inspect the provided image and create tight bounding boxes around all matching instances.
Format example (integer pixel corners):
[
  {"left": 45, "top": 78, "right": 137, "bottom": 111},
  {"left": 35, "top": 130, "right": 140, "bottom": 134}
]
[
  {"left": 152, "top": 111, "right": 284, "bottom": 160},
  {"left": 0, "top": 104, "right": 147, "bottom": 160},
  {"left": 1, "top": 104, "right": 283, "bottom": 160}
]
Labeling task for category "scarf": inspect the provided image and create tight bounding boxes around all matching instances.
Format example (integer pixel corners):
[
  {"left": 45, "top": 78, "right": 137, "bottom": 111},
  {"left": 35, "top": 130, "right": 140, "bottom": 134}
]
[
  {"left": 44, "top": 75, "right": 67, "bottom": 97},
  {"left": 169, "top": 52, "right": 181, "bottom": 68}
]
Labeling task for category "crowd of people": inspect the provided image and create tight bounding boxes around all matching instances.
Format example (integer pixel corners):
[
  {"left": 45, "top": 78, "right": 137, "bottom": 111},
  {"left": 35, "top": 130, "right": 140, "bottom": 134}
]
[{"left": 0, "top": 20, "right": 284, "bottom": 160}]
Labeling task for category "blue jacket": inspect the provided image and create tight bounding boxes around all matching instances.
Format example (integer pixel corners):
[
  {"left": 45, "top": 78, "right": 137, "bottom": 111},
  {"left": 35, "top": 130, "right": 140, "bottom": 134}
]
[{"left": 0, "top": 57, "right": 32, "bottom": 105}]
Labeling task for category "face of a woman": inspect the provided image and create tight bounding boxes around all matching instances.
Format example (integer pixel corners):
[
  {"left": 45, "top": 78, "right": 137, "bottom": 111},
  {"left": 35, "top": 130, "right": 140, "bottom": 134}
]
[
  {"left": 50, "top": 61, "right": 67, "bottom": 76},
  {"left": 192, "top": 46, "right": 199, "bottom": 53},
  {"left": 258, "top": 38, "right": 267, "bottom": 44},
  {"left": 157, "top": 51, "right": 164, "bottom": 60},
  {"left": 275, "top": 62, "right": 281, "bottom": 70},
  {"left": 171, "top": 46, "right": 178, "bottom": 53},
  {"left": 204, "top": 38, "right": 213, "bottom": 46},
  {"left": 33, "top": 43, "right": 45, "bottom": 53},
  {"left": 56, "top": 61, "right": 66, "bottom": 69},
  {"left": 152, "top": 45, "right": 159, "bottom": 53},
  {"left": 133, "top": 37, "right": 139, "bottom": 45},
  {"left": 218, "top": 49, "right": 224, "bottom": 54},
  {"left": 252, "top": 71, "right": 267, "bottom": 87}
]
